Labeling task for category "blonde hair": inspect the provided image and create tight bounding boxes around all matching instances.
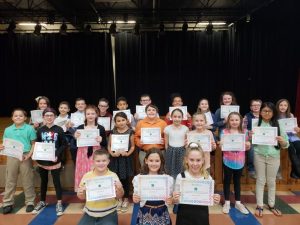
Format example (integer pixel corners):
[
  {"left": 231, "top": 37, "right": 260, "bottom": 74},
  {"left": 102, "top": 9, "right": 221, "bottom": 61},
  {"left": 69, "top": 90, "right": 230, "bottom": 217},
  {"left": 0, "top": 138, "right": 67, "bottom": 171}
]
[
  {"left": 184, "top": 143, "right": 209, "bottom": 179},
  {"left": 192, "top": 112, "right": 207, "bottom": 124}
]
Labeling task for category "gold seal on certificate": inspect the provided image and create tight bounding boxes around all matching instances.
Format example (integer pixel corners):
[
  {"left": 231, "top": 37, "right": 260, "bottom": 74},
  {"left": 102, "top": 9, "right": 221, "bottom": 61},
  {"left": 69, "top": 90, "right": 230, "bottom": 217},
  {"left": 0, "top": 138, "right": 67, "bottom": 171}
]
[
  {"left": 252, "top": 127, "right": 278, "bottom": 146},
  {"left": 179, "top": 179, "right": 214, "bottom": 206},
  {"left": 169, "top": 106, "right": 188, "bottom": 120},
  {"left": 30, "top": 110, "right": 44, "bottom": 123},
  {"left": 141, "top": 128, "right": 161, "bottom": 144},
  {"left": 187, "top": 133, "right": 211, "bottom": 152},
  {"left": 76, "top": 129, "right": 100, "bottom": 147},
  {"left": 97, "top": 117, "right": 111, "bottom": 131},
  {"left": 85, "top": 176, "right": 116, "bottom": 202},
  {"left": 32, "top": 142, "right": 56, "bottom": 161},
  {"left": 71, "top": 113, "right": 85, "bottom": 127},
  {"left": 1, "top": 138, "right": 24, "bottom": 161},
  {"left": 136, "top": 105, "right": 147, "bottom": 120},
  {"left": 220, "top": 105, "right": 240, "bottom": 119},
  {"left": 138, "top": 175, "right": 169, "bottom": 201},
  {"left": 221, "top": 134, "right": 246, "bottom": 151},
  {"left": 111, "top": 134, "right": 129, "bottom": 152},
  {"left": 278, "top": 118, "right": 297, "bottom": 133}
]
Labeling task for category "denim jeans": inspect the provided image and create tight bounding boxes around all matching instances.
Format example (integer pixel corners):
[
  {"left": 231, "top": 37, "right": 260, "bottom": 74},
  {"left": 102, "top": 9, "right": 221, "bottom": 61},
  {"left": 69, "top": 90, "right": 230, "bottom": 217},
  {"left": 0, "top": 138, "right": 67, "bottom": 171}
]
[
  {"left": 247, "top": 146, "right": 255, "bottom": 172},
  {"left": 77, "top": 211, "right": 118, "bottom": 225}
]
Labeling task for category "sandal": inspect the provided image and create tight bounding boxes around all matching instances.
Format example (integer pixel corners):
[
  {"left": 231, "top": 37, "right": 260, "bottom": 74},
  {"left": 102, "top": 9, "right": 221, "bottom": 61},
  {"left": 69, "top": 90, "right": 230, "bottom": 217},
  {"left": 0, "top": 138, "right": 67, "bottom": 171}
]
[
  {"left": 255, "top": 206, "right": 263, "bottom": 218},
  {"left": 268, "top": 205, "right": 282, "bottom": 216}
]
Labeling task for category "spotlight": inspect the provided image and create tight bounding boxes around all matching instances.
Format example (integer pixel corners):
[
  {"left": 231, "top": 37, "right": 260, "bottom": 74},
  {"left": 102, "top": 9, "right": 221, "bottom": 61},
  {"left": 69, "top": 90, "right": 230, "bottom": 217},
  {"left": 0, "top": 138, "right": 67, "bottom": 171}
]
[
  {"left": 6, "top": 20, "right": 16, "bottom": 34},
  {"left": 205, "top": 21, "right": 213, "bottom": 35},
  {"left": 33, "top": 22, "right": 42, "bottom": 35},
  {"left": 109, "top": 23, "right": 117, "bottom": 35},
  {"left": 134, "top": 22, "right": 140, "bottom": 35},
  {"left": 182, "top": 21, "right": 188, "bottom": 32},
  {"left": 59, "top": 21, "right": 67, "bottom": 35}
]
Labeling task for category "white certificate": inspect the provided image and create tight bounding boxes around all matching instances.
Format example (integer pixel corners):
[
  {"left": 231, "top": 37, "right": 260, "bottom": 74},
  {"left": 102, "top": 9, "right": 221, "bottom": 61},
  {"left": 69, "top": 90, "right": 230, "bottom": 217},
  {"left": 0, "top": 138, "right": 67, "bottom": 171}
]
[
  {"left": 278, "top": 118, "right": 297, "bottom": 133},
  {"left": 1, "top": 138, "right": 24, "bottom": 161},
  {"left": 32, "top": 142, "right": 55, "bottom": 161},
  {"left": 112, "top": 110, "right": 132, "bottom": 123},
  {"left": 222, "top": 134, "right": 246, "bottom": 151},
  {"left": 30, "top": 110, "right": 43, "bottom": 123},
  {"left": 180, "top": 179, "right": 214, "bottom": 206},
  {"left": 136, "top": 105, "right": 147, "bottom": 120},
  {"left": 187, "top": 133, "right": 211, "bottom": 152},
  {"left": 252, "top": 127, "right": 278, "bottom": 146},
  {"left": 252, "top": 118, "right": 259, "bottom": 128},
  {"left": 71, "top": 113, "right": 85, "bottom": 127},
  {"left": 220, "top": 105, "right": 240, "bottom": 119},
  {"left": 205, "top": 112, "right": 214, "bottom": 125},
  {"left": 111, "top": 134, "right": 129, "bottom": 152},
  {"left": 77, "top": 129, "right": 99, "bottom": 147},
  {"left": 98, "top": 117, "right": 111, "bottom": 131},
  {"left": 85, "top": 176, "right": 116, "bottom": 202},
  {"left": 141, "top": 128, "right": 161, "bottom": 144},
  {"left": 139, "top": 175, "right": 169, "bottom": 201},
  {"left": 169, "top": 106, "right": 188, "bottom": 120},
  {"left": 54, "top": 117, "right": 69, "bottom": 132}
]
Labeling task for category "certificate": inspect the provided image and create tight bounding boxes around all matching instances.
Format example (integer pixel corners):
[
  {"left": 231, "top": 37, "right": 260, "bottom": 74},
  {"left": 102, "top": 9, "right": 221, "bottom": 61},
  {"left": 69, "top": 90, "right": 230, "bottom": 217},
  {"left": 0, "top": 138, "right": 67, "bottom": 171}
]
[
  {"left": 169, "top": 106, "right": 188, "bottom": 120},
  {"left": 220, "top": 105, "right": 240, "bottom": 119},
  {"left": 187, "top": 133, "right": 211, "bottom": 152},
  {"left": 278, "top": 118, "right": 297, "bottom": 133},
  {"left": 30, "top": 110, "right": 43, "bottom": 123},
  {"left": 1, "top": 138, "right": 24, "bottom": 161},
  {"left": 54, "top": 117, "right": 68, "bottom": 132},
  {"left": 71, "top": 113, "right": 85, "bottom": 127},
  {"left": 77, "top": 129, "right": 99, "bottom": 147},
  {"left": 111, "top": 134, "right": 129, "bottom": 152},
  {"left": 98, "top": 117, "right": 111, "bottom": 131},
  {"left": 205, "top": 112, "right": 214, "bottom": 125},
  {"left": 85, "top": 176, "right": 116, "bottom": 202},
  {"left": 252, "top": 118, "right": 259, "bottom": 128},
  {"left": 179, "top": 179, "right": 214, "bottom": 206},
  {"left": 222, "top": 134, "right": 246, "bottom": 151},
  {"left": 141, "top": 128, "right": 161, "bottom": 144},
  {"left": 112, "top": 110, "right": 132, "bottom": 123},
  {"left": 32, "top": 142, "right": 55, "bottom": 161},
  {"left": 139, "top": 175, "right": 169, "bottom": 201},
  {"left": 252, "top": 127, "right": 278, "bottom": 146},
  {"left": 136, "top": 105, "right": 147, "bottom": 120}
]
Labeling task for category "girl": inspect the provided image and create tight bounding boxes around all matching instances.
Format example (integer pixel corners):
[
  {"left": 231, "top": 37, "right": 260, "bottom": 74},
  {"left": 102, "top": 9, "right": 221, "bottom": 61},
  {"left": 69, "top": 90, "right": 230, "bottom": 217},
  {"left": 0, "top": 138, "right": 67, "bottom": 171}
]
[
  {"left": 74, "top": 105, "right": 107, "bottom": 192},
  {"left": 164, "top": 109, "right": 189, "bottom": 179},
  {"left": 220, "top": 112, "right": 251, "bottom": 215},
  {"left": 196, "top": 98, "right": 217, "bottom": 134},
  {"left": 77, "top": 150, "right": 124, "bottom": 225},
  {"left": 31, "top": 96, "right": 51, "bottom": 129},
  {"left": 0, "top": 109, "right": 36, "bottom": 214},
  {"left": 132, "top": 148, "right": 173, "bottom": 225},
  {"left": 108, "top": 112, "right": 135, "bottom": 212},
  {"left": 32, "top": 108, "right": 67, "bottom": 216},
  {"left": 254, "top": 102, "right": 289, "bottom": 217},
  {"left": 188, "top": 113, "right": 216, "bottom": 172},
  {"left": 173, "top": 143, "right": 220, "bottom": 225},
  {"left": 276, "top": 99, "right": 300, "bottom": 178}
]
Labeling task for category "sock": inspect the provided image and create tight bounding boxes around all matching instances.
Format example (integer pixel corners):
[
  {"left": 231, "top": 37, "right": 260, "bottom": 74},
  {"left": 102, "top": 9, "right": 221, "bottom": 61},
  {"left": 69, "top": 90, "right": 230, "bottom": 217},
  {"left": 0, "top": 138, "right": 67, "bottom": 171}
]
[
  {"left": 236, "top": 201, "right": 241, "bottom": 205},
  {"left": 225, "top": 200, "right": 230, "bottom": 205}
]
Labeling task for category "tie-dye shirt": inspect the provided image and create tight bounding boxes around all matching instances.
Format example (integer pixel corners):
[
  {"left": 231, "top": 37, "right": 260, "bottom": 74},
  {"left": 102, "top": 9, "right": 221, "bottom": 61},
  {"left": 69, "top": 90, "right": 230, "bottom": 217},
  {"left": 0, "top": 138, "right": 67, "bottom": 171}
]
[{"left": 221, "top": 128, "right": 249, "bottom": 170}]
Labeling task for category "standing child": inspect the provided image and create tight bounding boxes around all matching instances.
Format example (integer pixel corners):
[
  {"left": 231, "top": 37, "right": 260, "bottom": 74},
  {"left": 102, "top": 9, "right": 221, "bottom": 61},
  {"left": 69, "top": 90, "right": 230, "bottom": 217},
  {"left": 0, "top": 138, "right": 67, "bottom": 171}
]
[
  {"left": 196, "top": 98, "right": 217, "bottom": 134},
  {"left": 74, "top": 105, "right": 107, "bottom": 192},
  {"left": 220, "top": 112, "right": 251, "bottom": 214},
  {"left": 108, "top": 112, "right": 135, "bottom": 212},
  {"left": 0, "top": 109, "right": 37, "bottom": 214},
  {"left": 132, "top": 148, "right": 173, "bottom": 225},
  {"left": 164, "top": 108, "right": 189, "bottom": 179},
  {"left": 253, "top": 102, "right": 289, "bottom": 217},
  {"left": 173, "top": 143, "right": 220, "bottom": 225},
  {"left": 32, "top": 108, "right": 67, "bottom": 216},
  {"left": 31, "top": 96, "right": 50, "bottom": 129},
  {"left": 98, "top": 98, "right": 112, "bottom": 118},
  {"left": 77, "top": 150, "right": 124, "bottom": 225},
  {"left": 113, "top": 97, "right": 136, "bottom": 129},
  {"left": 134, "top": 94, "right": 152, "bottom": 122}
]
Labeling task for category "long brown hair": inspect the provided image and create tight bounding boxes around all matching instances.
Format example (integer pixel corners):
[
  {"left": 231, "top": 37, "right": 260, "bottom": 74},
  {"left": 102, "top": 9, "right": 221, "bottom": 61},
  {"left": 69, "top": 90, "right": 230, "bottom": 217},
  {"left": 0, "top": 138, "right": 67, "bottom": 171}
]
[
  {"left": 219, "top": 91, "right": 237, "bottom": 105},
  {"left": 276, "top": 99, "right": 292, "bottom": 118},
  {"left": 141, "top": 148, "right": 165, "bottom": 175},
  {"left": 84, "top": 104, "right": 99, "bottom": 126}
]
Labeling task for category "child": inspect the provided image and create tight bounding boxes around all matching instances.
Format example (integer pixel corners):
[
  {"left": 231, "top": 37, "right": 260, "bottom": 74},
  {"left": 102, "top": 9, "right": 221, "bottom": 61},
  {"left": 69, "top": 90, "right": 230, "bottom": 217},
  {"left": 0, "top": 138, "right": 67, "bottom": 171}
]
[
  {"left": 32, "top": 108, "right": 67, "bottom": 216},
  {"left": 108, "top": 112, "right": 135, "bottom": 212},
  {"left": 0, "top": 109, "right": 36, "bottom": 214},
  {"left": 173, "top": 143, "right": 220, "bottom": 225},
  {"left": 112, "top": 97, "right": 136, "bottom": 130},
  {"left": 254, "top": 102, "right": 289, "bottom": 217},
  {"left": 164, "top": 108, "right": 189, "bottom": 179},
  {"left": 135, "top": 104, "right": 167, "bottom": 166},
  {"left": 220, "top": 112, "right": 251, "bottom": 214},
  {"left": 134, "top": 94, "right": 152, "bottom": 122},
  {"left": 196, "top": 98, "right": 217, "bottom": 134},
  {"left": 132, "top": 148, "right": 173, "bottom": 225},
  {"left": 243, "top": 99, "right": 262, "bottom": 179},
  {"left": 31, "top": 96, "right": 50, "bottom": 129},
  {"left": 98, "top": 98, "right": 112, "bottom": 118},
  {"left": 188, "top": 113, "right": 216, "bottom": 172},
  {"left": 165, "top": 93, "right": 192, "bottom": 129},
  {"left": 77, "top": 150, "right": 124, "bottom": 225},
  {"left": 276, "top": 99, "right": 300, "bottom": 178},
  {"left": 74, "top": 105, "right": 107, "bottom": 192}
]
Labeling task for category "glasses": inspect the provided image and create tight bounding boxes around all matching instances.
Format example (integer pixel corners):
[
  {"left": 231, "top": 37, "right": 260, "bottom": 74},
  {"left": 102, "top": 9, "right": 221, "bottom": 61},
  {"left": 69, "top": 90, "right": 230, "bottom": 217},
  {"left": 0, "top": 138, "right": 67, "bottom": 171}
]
[
  {"left": 141, "top": 99, "right": 150, "bottom": 102},
  {"left": 251, "top": 104, "right": 261, "bottom": 107},
  {"left": 261, "top": 110, "right": 273, "bottom": 114}
]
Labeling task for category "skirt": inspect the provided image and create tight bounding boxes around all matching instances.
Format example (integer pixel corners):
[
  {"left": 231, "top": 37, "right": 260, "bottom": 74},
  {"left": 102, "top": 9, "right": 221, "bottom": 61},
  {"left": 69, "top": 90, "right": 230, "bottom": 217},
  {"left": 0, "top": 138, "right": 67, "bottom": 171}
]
[{"left": 165, "top": 146, "right": 185, "bottom": 179}]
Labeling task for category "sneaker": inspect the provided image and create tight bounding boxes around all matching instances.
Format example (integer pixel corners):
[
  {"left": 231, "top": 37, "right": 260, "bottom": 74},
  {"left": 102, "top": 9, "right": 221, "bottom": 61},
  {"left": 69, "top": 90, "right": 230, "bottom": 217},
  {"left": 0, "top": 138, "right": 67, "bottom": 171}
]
[
  {"left": 26, "top": 205, "right": 35, "bottom": 213},
  {"left": 117, "top": 199, "right": 123, "bottom": 211},
  {"left": 3, "top": 205, "right": 13, "bottom": 214},
  {"left": 222, "top": 203, "right": 230, "bottom": 214},
  {"left": 56, "top": 202, "right": 63, "bottom": 216},
  {"left": 121, "top": 199, "right": 129, "bottom": 213},
  {"left": 32, "top": 201, "right": 46, "bottom": 214},
  {"left": 235, "top": 203, "right": 249, "bottom": 214},
  {"left": 276, "top": 172, "right": 282, "bottom": 180},
  {"left": 249, "top": 171, "right": 257, "bottom": 179}
]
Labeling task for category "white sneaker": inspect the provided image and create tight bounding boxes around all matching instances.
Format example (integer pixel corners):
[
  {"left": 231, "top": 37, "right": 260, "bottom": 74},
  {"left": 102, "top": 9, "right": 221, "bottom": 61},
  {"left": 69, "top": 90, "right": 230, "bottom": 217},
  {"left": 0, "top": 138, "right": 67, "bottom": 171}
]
[
  {"left": 223, "top": 203, "right": 230, "bottom": 214},
  {"left": 56, "top": 202, "right": 63, "bottom": 216},
  {"left": 117, "top": 199, "right": 123, "bottom": 211},
  {"left": 235, "top": 203, "right": 249, "bottom": 214},
  {"left": 32, "top": 201, "right": 46, "bottom": 214}
]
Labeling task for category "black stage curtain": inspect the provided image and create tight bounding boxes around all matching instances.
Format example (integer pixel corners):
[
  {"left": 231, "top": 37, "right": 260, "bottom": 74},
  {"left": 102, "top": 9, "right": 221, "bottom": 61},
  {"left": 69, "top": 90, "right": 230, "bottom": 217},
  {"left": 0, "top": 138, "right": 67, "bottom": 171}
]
[{"left": 0, "top": 33, "right": 113, "bottom": 116}]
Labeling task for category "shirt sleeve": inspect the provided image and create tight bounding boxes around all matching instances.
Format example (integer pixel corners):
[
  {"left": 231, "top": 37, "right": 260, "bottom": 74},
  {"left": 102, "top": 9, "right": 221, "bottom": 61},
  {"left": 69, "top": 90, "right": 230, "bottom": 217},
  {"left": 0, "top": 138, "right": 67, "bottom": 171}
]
[{"left": 29, "top": 126, "right": 37, "bottom": 141}]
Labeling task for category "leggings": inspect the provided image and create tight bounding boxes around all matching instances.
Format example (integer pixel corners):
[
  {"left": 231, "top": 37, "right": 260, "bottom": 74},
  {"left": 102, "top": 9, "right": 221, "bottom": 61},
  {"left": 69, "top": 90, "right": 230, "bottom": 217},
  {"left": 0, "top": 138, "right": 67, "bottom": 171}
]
[
  {"left": 38, "top": 167, "right": 62, "bottom": 201},
  {"left": 120, "top": 178, "right": 130, "bottom": 198},
  {"left": 223, "top": 164, "right": 243, "bottom": 201},
  {"left": 288, "top": 141, "right": 300, "bottom": 176}
]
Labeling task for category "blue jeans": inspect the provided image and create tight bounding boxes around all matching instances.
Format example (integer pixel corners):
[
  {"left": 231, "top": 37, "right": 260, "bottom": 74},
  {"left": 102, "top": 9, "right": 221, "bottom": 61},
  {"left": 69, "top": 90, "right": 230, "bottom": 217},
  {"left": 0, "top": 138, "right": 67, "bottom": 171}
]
[
  {"left": 247, "top": 146, "right": 255, "bottom": 172},
  {"left": 78, "top": 211, "right": 118, "bottom": 225}
]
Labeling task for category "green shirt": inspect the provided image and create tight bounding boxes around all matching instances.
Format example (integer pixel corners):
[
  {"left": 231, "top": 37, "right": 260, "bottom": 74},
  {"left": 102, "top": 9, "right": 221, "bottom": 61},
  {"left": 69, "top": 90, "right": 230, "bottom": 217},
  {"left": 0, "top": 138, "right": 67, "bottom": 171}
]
[
  {"left": 3, "top": 123, "right": 37, "bottom": 152},
  {"left": 253, "top": 120, "right": 289, "bottom": 157}
]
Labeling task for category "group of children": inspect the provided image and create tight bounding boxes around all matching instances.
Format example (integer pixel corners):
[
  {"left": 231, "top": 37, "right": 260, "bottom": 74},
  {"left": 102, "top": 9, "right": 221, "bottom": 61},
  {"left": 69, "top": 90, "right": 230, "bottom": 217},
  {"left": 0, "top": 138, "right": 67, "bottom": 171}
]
[{"left": 0, "top": 91, "right": 299, "bottom": 225}]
